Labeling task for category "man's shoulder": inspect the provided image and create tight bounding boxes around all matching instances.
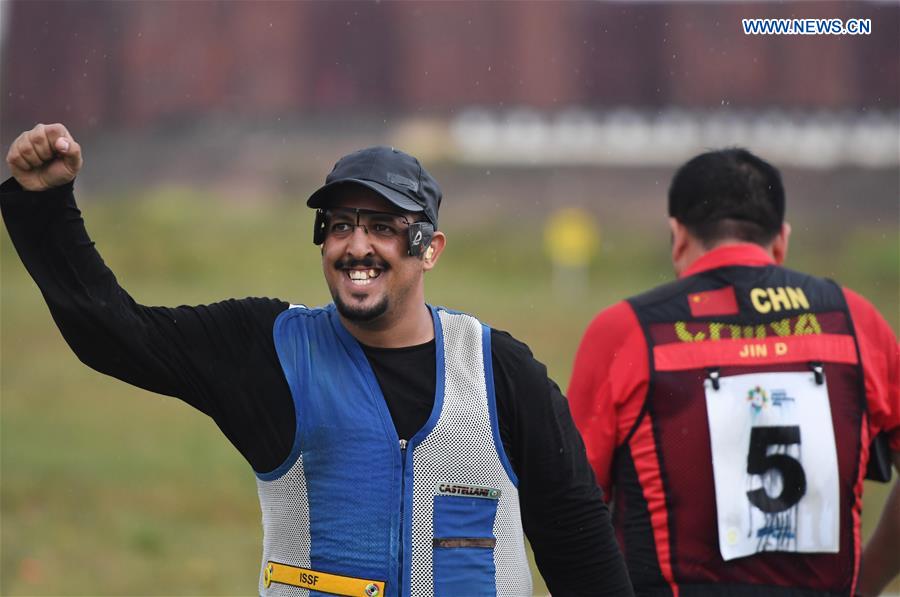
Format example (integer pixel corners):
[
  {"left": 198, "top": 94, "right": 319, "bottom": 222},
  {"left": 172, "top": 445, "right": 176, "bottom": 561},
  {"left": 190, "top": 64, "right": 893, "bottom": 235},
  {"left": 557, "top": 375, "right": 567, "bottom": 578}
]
[
  {"left": 486, "top": 327, "right": 553, "bottom": 379},
  {"left": 631, "top": 263, "right": 849, "bottom": 321},
  {"left": 489, "top": 327, "right": 534, "bottom": 360},
  {"left": 627, "top": 276, "right": 696, "bottom": 309},
  {"left": 271, "top": 302, "right": 339, "bottom": 332},
  {"left": 843, "top": 286, "right": 885, "bottom": 319},
  {"left": 842, "top": 287, "right": 897, "bottom": 342},
  {"left": 204, "top": 296, "right": 292, "bottom": 328},
  {"left": 216, "top": 296, "right": 291, "bottom": 313},
  {"left": 625, "top": 263, "right": 827, "bottom": 306},
  {"left": 275, "top": 302, "right": 333, "bottom": 316}
]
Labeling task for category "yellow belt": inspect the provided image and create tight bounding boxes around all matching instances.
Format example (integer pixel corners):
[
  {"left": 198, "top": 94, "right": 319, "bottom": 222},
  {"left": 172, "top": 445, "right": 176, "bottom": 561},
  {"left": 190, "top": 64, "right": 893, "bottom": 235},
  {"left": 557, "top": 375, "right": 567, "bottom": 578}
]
[{"left": 263, "top": 561, "right": 386, "bottom": 597}]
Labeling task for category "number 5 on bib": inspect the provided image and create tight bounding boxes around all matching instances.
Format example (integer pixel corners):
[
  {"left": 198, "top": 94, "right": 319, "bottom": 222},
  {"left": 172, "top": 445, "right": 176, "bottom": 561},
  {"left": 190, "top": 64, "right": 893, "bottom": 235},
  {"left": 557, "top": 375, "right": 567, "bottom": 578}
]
[{"left": 705, "top": 371, "right": 840, "bottom": 561}]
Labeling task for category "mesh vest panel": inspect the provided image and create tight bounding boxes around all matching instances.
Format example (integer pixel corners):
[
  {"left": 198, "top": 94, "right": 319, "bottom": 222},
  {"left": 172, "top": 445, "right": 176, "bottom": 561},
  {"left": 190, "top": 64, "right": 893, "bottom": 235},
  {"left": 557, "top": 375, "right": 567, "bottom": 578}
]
[
  {"left": 257, "top": 455, "right": 312, "bottom": 596},
  {"left": 409, "top": 311, "right": 531, "bottom": 597}
]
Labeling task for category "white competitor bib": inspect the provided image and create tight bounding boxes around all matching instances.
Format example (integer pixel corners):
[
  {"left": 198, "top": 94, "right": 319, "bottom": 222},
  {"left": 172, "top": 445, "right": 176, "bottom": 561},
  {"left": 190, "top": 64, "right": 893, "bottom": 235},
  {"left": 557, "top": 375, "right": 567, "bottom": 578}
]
[{"left": 705, "top": 371, "right": 840, "bottom": 561}]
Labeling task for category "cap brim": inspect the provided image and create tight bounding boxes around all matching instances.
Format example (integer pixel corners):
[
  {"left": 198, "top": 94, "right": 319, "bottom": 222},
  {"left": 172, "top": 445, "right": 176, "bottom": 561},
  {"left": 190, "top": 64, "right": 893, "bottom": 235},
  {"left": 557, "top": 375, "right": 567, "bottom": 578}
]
[{"left": 307, "top": 179, "right": 424, "bottom": 213}]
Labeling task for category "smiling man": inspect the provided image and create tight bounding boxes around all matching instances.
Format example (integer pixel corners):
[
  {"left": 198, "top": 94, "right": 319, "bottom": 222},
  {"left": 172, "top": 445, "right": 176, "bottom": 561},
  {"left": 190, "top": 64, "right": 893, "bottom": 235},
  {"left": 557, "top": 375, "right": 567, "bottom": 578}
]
[{"left": 2, "top": 124, "right": 632, "bottom": 596}]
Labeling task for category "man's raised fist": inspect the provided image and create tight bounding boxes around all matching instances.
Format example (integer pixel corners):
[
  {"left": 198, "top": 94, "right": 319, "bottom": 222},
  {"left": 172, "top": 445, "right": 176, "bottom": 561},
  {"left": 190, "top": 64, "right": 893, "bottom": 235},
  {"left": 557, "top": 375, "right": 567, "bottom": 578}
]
[{"left": 6, "top": 123, "right": 83, "bottom": 191}]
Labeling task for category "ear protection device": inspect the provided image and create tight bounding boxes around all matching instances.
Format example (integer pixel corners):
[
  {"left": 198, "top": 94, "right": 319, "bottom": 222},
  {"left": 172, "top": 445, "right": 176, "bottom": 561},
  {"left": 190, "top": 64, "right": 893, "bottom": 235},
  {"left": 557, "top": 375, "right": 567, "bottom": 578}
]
[
  {"left": 313, "top": 209, "right": 435, "bottom": 258},
  {"left": 407, "top": 222, "right": 434, "bottom": 258},
  {"left": 313, "top": 209, "right": 328, "bottom": 246}
]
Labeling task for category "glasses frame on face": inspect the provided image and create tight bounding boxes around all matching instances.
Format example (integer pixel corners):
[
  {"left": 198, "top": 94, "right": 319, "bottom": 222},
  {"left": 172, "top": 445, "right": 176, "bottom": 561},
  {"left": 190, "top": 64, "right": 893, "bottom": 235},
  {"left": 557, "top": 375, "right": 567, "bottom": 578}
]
[
  {"left": 313, "top": 207, "right": 436, "bottom": 258},
  {"left": 322, "top": 208, "right": 414, "bottom": 241}
]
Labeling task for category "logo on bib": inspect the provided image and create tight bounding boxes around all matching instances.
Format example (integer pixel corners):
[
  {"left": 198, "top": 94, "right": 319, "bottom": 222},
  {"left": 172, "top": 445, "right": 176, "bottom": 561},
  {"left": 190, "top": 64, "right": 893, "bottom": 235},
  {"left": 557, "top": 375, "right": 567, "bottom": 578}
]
[
  {"left": 436, "top": 483, "right": 501, "bottom": 500},
  {"left": 747, "top": 385, "right": 795, "bottom": 413},
  {"left": 747, "top": 386, "right": 769, "bottom": 412}
]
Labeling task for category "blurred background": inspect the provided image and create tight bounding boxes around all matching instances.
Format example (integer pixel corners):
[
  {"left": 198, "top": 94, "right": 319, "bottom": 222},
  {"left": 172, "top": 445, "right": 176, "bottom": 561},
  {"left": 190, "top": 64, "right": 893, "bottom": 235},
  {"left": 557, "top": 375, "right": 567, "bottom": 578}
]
[{"left": 1, "top": 1, "right": 897, "bottom": 594}]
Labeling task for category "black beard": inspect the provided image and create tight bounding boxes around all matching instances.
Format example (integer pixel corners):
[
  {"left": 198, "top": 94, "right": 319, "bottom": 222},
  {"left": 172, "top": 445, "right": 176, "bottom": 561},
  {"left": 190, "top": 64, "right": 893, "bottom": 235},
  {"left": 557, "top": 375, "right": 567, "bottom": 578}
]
[{"left": 333, "top": 293, "right": 389, "bottom": 323}]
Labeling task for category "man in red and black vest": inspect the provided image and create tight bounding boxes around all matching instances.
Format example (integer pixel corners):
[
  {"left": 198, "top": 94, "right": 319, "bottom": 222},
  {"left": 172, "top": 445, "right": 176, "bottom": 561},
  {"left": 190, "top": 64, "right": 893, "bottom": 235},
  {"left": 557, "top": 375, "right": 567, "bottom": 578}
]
[{"left": 569, "top": 148, "right": 899, "bottom": 596}]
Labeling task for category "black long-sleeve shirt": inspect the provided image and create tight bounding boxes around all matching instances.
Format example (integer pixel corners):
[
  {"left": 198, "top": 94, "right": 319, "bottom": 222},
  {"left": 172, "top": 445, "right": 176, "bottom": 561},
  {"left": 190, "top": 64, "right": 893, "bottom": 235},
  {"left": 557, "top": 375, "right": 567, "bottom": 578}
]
[{"left": 0, "top": 178, "right": 633, "bottom": 596}]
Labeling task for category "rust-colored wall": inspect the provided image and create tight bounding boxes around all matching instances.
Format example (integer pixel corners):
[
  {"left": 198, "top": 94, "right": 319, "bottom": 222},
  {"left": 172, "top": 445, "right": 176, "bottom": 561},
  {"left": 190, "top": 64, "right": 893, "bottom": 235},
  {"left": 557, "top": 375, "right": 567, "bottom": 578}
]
[{"left": 3, "top": 1, "right": 896, "bottom": 132}]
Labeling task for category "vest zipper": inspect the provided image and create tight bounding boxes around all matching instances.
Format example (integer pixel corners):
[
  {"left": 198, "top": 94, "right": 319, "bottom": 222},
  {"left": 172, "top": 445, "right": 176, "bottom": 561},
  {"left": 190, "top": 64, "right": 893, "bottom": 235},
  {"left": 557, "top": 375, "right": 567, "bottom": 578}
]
[{"left": 398, "top": 438, "right": 408, "bottom": 595}]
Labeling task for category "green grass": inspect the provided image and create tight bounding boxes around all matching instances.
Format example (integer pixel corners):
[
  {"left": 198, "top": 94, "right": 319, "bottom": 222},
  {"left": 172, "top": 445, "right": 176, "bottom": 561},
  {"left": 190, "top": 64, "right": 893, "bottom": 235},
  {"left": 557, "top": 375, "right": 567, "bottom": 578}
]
[{"left": 2, "top": 189, "right": 897, "bottom": 594}]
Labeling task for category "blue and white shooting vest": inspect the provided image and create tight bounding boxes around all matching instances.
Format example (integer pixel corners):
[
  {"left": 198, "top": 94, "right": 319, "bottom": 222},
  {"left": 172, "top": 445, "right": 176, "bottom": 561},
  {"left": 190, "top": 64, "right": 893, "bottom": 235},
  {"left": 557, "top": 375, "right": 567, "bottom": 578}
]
[{"left": 257, "top": 304, "right": 531, "bottom": 597}]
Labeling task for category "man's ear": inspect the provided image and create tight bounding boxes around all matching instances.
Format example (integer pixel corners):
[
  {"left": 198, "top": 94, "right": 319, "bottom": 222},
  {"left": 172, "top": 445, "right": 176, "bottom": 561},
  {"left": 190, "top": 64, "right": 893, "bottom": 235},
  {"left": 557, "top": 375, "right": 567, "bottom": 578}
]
[
  {"left": 771, "top": 222, "right": 791, "bottom": 265},
  {"left": 422, "top": 232, "right": 446, "bottom": 271},
  {"left": 669, "top": 217, "right": 690, "bottom": 273}
]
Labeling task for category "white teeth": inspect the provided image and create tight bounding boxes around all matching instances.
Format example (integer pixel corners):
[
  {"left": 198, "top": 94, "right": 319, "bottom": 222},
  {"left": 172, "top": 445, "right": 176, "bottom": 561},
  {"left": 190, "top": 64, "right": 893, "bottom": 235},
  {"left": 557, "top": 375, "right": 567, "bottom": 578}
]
[{"left": 347, "top": 269, "right": 381, "bottom": 285}]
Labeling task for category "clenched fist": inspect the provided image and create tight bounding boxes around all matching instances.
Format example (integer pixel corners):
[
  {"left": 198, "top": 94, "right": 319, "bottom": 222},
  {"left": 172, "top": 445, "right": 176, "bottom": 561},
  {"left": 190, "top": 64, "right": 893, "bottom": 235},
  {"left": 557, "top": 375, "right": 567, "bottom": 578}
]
[{"left": 6, "top": 123, "right": 83, "bottom": 191}]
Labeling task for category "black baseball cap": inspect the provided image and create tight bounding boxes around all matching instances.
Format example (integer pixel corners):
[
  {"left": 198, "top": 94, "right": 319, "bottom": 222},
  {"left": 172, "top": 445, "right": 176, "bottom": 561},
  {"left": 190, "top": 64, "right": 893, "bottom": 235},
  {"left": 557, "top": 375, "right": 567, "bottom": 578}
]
[{"left": 307, "top": 146, "right": 442, "bottom": 228}]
